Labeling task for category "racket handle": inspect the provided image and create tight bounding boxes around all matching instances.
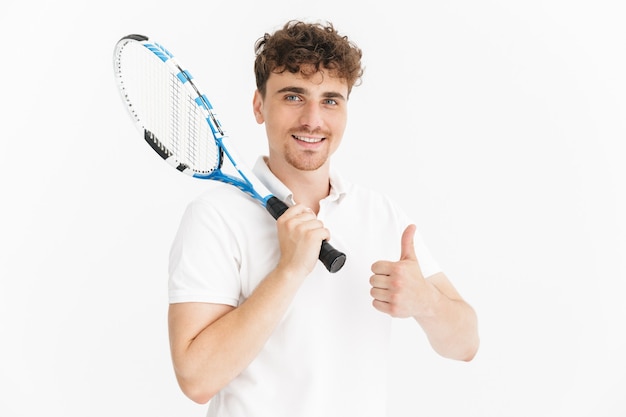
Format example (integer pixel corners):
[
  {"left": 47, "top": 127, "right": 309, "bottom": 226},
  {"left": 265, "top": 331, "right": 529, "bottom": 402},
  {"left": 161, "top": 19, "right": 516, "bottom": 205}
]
[{"left": 266, "top": 197, "right": 346, "bottom": 273}]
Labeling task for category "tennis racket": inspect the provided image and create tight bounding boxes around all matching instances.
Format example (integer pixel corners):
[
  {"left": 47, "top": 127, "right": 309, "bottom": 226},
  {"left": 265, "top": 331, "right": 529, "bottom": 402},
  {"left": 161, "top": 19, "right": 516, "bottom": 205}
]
[{"left": 112, "top": 34, "right": 346, "bottom": 273}]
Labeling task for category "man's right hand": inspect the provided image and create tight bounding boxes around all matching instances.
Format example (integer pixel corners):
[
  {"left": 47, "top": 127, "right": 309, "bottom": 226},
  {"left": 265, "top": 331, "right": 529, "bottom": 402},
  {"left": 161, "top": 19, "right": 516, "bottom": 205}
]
[{"left": 275, "top": 203, "right": 330, "bottom": 278}]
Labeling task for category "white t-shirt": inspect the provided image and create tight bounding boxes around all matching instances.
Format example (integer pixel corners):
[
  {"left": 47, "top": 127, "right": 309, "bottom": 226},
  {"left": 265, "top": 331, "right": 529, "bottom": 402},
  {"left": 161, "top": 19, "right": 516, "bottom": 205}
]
[{"left": 169, "top": 157, "right": 441, "bottom": 417}]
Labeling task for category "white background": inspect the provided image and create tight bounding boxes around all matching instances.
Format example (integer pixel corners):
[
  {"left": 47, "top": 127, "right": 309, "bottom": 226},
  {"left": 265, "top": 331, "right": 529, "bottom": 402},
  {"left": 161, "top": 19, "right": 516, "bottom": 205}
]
[{"left": 1, "top": 1, "right": 625, "bottom": 416}]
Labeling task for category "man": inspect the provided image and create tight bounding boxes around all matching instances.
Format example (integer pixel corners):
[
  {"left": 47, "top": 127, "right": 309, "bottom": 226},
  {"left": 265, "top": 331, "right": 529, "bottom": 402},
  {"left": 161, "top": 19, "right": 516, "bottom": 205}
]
[{"left": 168, "top": 20, "right": 479, "bottom": 417}]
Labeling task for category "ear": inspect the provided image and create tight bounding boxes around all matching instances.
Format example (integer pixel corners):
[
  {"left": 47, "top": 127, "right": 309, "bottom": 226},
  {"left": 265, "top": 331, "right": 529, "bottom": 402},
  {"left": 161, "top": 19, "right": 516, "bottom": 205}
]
[{"left": 252, "top": 90, "right": 265, "bottom": 124}]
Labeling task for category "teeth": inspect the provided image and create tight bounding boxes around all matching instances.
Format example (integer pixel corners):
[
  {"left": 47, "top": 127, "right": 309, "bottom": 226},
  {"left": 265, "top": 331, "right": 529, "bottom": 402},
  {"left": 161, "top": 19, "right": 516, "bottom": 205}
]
[{"left": 294, "top": 135, "right": 323, "bottom": 143}]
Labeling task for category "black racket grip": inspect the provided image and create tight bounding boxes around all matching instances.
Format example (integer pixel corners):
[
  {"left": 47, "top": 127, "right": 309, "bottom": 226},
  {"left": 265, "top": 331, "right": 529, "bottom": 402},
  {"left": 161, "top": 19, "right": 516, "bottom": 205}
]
[{"left": 266, "top": 196, "right": 346, "bottom": 273}]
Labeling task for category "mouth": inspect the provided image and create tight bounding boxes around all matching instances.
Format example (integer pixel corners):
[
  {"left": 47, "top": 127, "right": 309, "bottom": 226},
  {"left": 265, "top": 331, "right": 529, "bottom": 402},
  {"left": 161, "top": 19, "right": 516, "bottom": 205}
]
[{"left": 292, "top": 134, "right": 325, "bottom": 144}]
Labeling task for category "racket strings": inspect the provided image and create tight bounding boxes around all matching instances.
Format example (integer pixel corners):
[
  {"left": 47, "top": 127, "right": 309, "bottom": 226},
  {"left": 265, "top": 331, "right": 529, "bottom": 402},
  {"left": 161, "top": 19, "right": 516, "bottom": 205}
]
[
  {"left": 117, "top": 40, "right": 220, "bottom": 174},
  {"left": 169, "top": 74, "right": 183, "bottom": 158},
  {"left": 183, "top": 94, "right": 202, "bottom": 167},
  {"left": 167, "top": 70, "right": 220, "bottom": 174}
]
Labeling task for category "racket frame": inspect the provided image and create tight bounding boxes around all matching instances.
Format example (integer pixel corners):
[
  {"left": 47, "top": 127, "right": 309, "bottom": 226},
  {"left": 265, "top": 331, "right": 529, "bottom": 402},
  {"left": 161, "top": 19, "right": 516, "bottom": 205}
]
[{"left": 113, "top": 34, "right": 346, "bottom": 273}]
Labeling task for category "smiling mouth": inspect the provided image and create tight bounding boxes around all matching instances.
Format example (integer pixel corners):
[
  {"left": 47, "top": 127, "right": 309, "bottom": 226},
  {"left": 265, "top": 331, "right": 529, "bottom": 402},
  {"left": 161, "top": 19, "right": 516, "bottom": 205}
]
[{"left": 292, "top": 134, "right": 325, "bottom": 143}]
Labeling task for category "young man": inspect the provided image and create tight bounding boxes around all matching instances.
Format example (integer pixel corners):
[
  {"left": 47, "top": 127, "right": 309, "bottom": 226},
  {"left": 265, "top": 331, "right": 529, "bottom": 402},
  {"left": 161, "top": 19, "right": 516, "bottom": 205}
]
[{"left": 168, "top": 20, "right": 479, "bottom": 417}]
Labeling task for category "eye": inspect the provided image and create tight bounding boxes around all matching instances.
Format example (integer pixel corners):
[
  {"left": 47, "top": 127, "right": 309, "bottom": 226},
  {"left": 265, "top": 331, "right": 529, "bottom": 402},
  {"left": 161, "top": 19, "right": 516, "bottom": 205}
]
[
  {"left": 323, "top": 98, "right": 338, "bottom": 106},
  {"left": 285, "top": 95, "right": 302, "bottom": 102}
]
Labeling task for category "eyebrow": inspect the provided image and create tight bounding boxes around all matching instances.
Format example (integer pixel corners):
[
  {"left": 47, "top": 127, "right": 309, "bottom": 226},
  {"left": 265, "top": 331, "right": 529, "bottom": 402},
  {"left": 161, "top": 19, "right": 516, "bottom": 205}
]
[{"left": 276, "top": 86, "right": 346, "bottom": 101}]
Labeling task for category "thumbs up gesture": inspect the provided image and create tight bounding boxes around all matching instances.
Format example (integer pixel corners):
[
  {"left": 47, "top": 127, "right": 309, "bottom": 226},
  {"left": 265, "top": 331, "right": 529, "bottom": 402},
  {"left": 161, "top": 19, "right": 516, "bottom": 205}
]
[{"left": 370, "top": 224, "right": 436, "bottom": 318}]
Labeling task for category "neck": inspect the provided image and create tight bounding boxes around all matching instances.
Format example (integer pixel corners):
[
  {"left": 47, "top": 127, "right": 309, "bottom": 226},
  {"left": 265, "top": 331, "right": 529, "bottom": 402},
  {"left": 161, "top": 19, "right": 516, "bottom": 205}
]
[{"left": 266, "top": 157, "right": 331, "bottom": 214}]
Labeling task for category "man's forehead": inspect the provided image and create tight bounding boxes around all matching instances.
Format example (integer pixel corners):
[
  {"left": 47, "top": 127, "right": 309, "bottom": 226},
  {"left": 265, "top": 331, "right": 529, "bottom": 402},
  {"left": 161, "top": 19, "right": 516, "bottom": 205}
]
[{"left": 268, "top": 67, "right": 348, "bottom": 92}]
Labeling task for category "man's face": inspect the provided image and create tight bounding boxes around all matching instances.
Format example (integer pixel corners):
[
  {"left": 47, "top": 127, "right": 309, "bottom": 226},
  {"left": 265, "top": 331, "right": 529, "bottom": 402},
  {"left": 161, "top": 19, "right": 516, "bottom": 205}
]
[{"left": 253, "top": 67, "right": 349, "bottom": 173}]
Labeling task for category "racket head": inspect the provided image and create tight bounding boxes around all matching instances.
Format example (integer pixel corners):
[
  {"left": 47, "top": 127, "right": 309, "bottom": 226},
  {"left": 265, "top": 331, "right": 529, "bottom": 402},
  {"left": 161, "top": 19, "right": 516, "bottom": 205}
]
[
  {"left": 113, "top": 34, "right": 223, "bottom": 177},
  {"left": 112, "top": 35, "right": 346, "bottom": 273}
]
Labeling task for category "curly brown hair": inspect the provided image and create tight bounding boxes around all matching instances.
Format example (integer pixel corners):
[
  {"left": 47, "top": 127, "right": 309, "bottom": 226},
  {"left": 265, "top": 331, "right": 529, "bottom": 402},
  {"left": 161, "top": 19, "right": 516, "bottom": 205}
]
[{"left": 254, "top": 20, "right": 363, "bottom": 97}]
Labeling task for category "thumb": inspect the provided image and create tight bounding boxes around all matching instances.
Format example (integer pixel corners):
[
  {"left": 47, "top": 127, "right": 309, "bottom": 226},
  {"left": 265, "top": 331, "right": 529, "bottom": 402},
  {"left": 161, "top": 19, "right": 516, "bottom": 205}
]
[{"left": 400, "top": 224, "right": 418, "bottom": 261}]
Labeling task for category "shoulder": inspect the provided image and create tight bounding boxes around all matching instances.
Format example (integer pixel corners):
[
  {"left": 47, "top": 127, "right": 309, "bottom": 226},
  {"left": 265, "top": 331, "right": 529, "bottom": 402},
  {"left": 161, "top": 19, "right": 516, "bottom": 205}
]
[
  {"left": 186, "top": 182, "right": 265, "bottom": 219},
  {"left": 173, "top": 182, "right": 270, "bottom": 244}
]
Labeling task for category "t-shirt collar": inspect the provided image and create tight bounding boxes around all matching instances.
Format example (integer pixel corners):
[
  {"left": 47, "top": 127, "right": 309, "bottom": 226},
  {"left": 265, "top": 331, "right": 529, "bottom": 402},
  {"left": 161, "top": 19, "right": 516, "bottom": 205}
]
[{"left": 252, "top": 156, "right": 347, "bottom": 205}]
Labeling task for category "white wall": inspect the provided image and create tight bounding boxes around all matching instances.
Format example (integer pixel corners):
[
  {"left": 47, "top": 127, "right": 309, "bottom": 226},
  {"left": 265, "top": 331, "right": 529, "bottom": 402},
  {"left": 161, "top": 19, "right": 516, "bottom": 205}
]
[{"left": 1, "top": 1, "right": 624, "bottom": 416}]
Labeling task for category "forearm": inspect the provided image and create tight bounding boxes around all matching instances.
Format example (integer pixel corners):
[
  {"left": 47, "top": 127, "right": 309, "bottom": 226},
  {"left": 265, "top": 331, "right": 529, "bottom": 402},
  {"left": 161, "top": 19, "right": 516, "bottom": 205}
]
[
  {"left": 170, "top": 266, "right": 305, "bottom": 403},
  {"left": 414, "top": 291, "right": 479, "bottom": 361}
]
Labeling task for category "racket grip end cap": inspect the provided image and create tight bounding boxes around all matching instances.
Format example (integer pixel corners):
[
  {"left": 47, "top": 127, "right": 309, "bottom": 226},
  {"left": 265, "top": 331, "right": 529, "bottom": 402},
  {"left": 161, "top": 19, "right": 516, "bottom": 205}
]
[{"left": 320, "top": 242, "right": 346, "bottom": 273}]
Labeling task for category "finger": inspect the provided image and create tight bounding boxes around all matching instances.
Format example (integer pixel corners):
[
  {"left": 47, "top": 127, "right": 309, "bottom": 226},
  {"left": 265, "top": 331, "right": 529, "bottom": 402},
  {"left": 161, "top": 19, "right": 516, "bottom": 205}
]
[
  {"left": 370, "top": 286, "right": 391, "bottom": 303},
  {"left": 369, "top": 274, "right": 390, "bottom": 289},
  {"left": 372, "top": 299, "right": 391, "bottom": 315},
  {"left": 400, "top": 224, "right": 417, "bottom": 261},
  {"left": 280, "top": 204, "right": 314, "bottom": 220},
  {"left": 289, "top": 211, "right": 331, "bottom": 243},
  {"left": 278, "top": 205, "right": 320, "bottom": 233},
  {"left": 370, "top": 260, "right": 394, "bottom": 276}
]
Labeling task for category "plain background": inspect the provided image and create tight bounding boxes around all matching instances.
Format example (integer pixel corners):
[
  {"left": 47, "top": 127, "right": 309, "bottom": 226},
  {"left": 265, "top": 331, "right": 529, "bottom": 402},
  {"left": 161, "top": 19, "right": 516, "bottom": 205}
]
[{"left": 1, "top": 0, "right": 625, "bottom": 416}]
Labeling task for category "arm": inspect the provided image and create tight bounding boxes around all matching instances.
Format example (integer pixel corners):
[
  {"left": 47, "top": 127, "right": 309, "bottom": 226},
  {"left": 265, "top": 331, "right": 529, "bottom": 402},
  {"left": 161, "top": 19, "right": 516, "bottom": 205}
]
[
  {"left": 370, "top": 225, "right": 479, "bottom": 361},
  {"left": 411, "top": 271, "right": 479, "bottom": 361},
  {"left": 168, "top": 204, "right": 328, "bottom": 404}
]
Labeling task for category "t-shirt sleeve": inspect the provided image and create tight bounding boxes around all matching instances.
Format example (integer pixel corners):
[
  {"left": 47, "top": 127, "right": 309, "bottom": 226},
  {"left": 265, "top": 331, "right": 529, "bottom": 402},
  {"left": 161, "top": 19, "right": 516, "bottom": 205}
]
[{"left": 168, "top": 198, "right": 242, "bottom": 306}]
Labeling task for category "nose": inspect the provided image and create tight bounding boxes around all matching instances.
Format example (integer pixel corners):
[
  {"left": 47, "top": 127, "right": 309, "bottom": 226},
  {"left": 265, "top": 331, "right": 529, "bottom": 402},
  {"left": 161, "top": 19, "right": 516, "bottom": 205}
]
[{"left": 298, "top": 101, "right": 323, "bottom": 130}]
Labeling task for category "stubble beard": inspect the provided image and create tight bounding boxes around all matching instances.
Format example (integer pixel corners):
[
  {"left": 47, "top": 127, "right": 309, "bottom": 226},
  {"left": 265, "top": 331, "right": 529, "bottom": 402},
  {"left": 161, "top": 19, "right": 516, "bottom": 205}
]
[{"left": 284, "top": 147, "right": 329, "bottom": 171}]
